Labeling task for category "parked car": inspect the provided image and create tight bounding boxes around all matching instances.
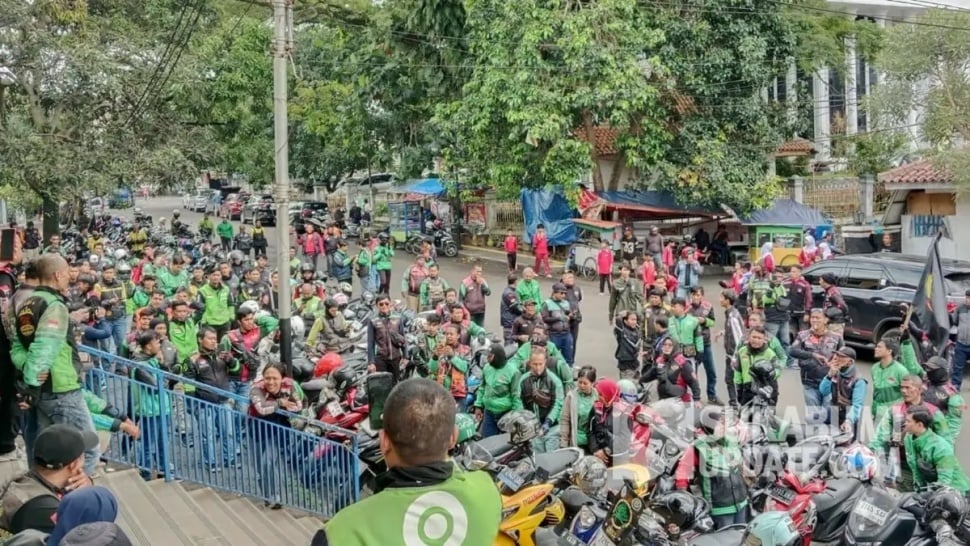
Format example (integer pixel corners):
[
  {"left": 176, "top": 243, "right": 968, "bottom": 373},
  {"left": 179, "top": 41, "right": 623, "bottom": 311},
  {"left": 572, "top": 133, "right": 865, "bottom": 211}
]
[
  {"left": 182, "top": 190, "right": 210, "bottom": 213},
  {"left": 220, "top": 193, "right": 244, "bottom": 220},
  {"left": 84, "top": 197, "right": 106, "bottom": 218},
  {"left": 797, "top": 253, "right": 970, "bottom": 348},
  {"left": 242, "top": 194, "right": 275, "bottom": 225}
]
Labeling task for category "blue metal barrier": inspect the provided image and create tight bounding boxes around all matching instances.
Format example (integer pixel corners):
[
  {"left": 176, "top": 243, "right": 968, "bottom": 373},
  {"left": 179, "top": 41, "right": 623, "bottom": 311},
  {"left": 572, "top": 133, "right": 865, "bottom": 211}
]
[{"left": 79, "top": 346, "right": 360, "bottom": 517}]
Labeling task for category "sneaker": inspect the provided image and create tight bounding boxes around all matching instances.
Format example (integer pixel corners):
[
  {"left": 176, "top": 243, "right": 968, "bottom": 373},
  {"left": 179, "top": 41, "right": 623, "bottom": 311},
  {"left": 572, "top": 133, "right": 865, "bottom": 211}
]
[
  {"left": 599, "top": 292, "right": 605, "bottom": 296},
  {"left": 707, "top": 397, "right": 724, "bottom": 406}
]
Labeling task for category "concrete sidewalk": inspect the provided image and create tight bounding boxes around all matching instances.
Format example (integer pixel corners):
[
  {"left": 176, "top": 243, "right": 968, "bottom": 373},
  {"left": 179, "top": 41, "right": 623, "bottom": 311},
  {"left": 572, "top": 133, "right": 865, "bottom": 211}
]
[{"left": 457, "top": 245, "right": 564, "bottom": 267}]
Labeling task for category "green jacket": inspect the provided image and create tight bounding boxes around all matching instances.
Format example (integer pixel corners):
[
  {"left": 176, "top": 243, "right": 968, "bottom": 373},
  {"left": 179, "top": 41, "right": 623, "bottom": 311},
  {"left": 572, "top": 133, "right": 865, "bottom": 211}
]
[
  {"left": 374, "top": 244, "right": 394, "bottom": 271},
  {"left": 356, "top": 248, "right": 373, "bottom": 269},
  {"left": 420, "top": 277, "right": 450, "bottom": 309},
  {"left": 129, "top": 354, "right": 168, "bottom": 418},
  {"left": 199, "top": 218, "right": 214, "bottom": 233},
  {"left": 513, "top": 372, "right": 565, "bottom": 425},
  {"left": 733, "top": 345, "right": 779, "bottom": 385},
  {"left": 871, "top": 401, "right": 949, "bottom": 452},
  {"left": 10, "top": 287, "right": 82, "bottom": 393},
  {"left": 905, "top": 429, "right": 970, "bottom": 493},
  {"left": 516, "top": 279, "right": 542, "bottom": 306},
  {"left": 695, "top": 434, "right": 748, "bottom": 516},
  {"left": 198, "top": 283, "right": 234, "bottom": 326},
  {"left": 168, "top": 318, "right": 199, "bottom": 363},
  {"left": 747, "top": 277, "right": 785, "bottom": 309},
  {"left": 126, "top": 287, "right": 151, "bottom": 315},
  {"left": 668, "top": 314, "right": 704, "bottom": 355},
  {"left": 323, "top": 466, "right": 501, "bottom": 546},
  {"left": 83, "top": 390, "right": 126, "bottom": 432},
  {"left": 216, "top": 221, "right": 234, "bottom": 239},
  {"left": 427, "top": 349, "right": 470, "bottom": 398},
  {"left": 508, "top": 342, "right": 572, "bottom": 390},
  {"left": 474, "top": 363, "right": 521, "bottom": 415},
  {"left": 871, "top": 343, "right": 922, "bottom": 421},
  {"left": 156, "top": 268, "right": 189, "bottom": 297}
]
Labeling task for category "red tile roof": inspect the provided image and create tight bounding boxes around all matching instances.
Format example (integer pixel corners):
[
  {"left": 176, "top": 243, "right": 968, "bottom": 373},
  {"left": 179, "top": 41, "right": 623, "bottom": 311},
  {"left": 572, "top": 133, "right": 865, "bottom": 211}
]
[
  {"left": 574, "top": 126, "right": 620, "bottom": 156},
  {"left": 775, "top": 138, "right": 816, "bottom": 157},
  {"left": 878, "top": 158, "right": 953, "bottom": 186}
]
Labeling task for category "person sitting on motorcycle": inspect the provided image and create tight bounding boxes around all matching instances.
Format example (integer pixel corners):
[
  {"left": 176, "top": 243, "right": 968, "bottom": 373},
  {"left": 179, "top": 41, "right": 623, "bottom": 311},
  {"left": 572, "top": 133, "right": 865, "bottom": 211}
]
[
  {"left": 871, "top": 375, "right": 949, "bottom": 491},
  {"left": 675, "top": 406, "right": 749, "bottom": 529},
  {"left": 511, "top": 298, "right": 541, "bottom": 345},
  {"left": 922, "top": 356, "right": 965, "bottom": 446},
  {"left": 295, "top": 263, "right": 326, "bottom": 300},
  {"left": 171, "top": 210, "right": 184, "bottom": 235},
  {"left": 435, "top": 287, "right": 470, "bottom": 326},
  {"left": 419, "top": 263, "right": 450, "bottom": 312},
  {"left": 428, "top": 324, "right": 473, "bottom": 411},
  {"left": 307, "top": 298, "right": 351, "bottom": 354},
  {"left": 473, "top": 343, "right": 521, "bottom": 438},
  {"left": 127, "top": 224, "right": 148, "bottom": 257},
  {"left": 903, "top": 405, "right": 970, "bottom": 494},
  {"left": 294, "top": 282, "right": 323, "bottom": 327},
  {"left": 238, "top": 266, "right": 272, "bottom": 311},
  {"left": 819, "top": 346, "right": 868, "bottom": 442},
  {"left": 643, "top": 337, "right": 702, "bottom": 407},
  {"left": 507, "top": 324, "right": 573, "bottom": 390},
  {"left": 198, "top": 213, "right": 214, "bottom": 242},
  {"left": 410, "top": 314, "right": 444, "bottom": 377},
  {"left": 445, "top": 303, "right": 487, "bottom": 346},
  {"left": 733, "top": 327, "right": 781, "bottom": 408},
  {"left": 512, "top": 351, "right": 565, "bottom": 454},
  {"left": 588, "top": 378, "right": 636, "bottom": 466}
]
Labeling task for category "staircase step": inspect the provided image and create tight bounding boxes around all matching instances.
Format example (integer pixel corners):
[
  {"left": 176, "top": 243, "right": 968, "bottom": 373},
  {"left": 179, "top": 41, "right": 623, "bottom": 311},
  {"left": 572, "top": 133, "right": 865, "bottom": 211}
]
[
  {"left": 101, "top": 470, "right": 196, "bottom": 544},
  {"left": 186, "top": 488, "right": 266, "bottom": 546},
  {"left": 146, "top": 480, "right": 231, "bottom": 545},
  {"left": 226, "top": 498, "right": 311, "bottom": 545},
  {"left": 297, "top": 515, "right": 323, "bottom": 536}
]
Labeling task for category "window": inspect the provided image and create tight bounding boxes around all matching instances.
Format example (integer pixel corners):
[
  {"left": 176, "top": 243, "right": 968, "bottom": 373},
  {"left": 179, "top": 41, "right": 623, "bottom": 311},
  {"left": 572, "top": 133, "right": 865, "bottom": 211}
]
[
  {"left": 843, "top": 266, "right": 886, "bottom": 290},
  {"left": 803, "top": 263, "right": 845, "bottom": 285},
  {"left": 889, "top": 268, "right": 923, "bottom": 290}
]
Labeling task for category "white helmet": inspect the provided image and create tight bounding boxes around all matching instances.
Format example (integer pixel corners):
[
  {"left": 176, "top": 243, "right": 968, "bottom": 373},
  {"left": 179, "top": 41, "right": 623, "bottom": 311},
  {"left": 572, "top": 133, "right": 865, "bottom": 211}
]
[
  {"left": 88, "top": 254, "right": 100, "bottom": 265},
  {"left": 332, "top": 293, "right": 349, "bottom": 307},
  {"left": 290, "top": 316, "right": 305, "bottom": 338},
  {"left": 114, "top": 248, "right": 128, "bottom": 261},
  {"left": 238, "top": 300, "right": 261, "bottom": 315}
]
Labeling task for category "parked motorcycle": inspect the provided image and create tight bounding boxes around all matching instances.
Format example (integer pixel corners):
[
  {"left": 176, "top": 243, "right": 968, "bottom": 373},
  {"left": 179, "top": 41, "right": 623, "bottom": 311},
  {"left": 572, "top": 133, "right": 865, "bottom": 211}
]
[
  {"left": 405, "top": 227, "right": 458, "bottom": 258},
  {"left": 843, "top": 484, "right": 970, "bottom": 546}
]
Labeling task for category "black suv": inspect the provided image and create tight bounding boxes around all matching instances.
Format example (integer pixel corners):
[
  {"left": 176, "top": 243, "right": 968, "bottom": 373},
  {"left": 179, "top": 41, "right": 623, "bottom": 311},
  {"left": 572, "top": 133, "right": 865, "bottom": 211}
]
[{"left": 802, "top": 253, "right": 970, "bottom": 348}]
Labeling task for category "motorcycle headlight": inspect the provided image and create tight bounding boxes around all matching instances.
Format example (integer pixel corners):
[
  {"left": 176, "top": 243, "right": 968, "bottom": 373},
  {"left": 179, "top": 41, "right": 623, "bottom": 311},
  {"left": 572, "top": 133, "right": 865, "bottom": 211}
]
[{"left": 576, "top": 506, "right": 597, "bottom": 531}]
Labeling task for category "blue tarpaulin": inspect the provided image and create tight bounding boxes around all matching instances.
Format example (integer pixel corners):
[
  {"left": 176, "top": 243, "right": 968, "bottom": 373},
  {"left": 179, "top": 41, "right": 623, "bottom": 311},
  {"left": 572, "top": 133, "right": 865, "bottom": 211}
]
[
  {"left": 738, "top": 199, "right": 830, "bottom": 227},
  {"left": 521, "top": 188, "right": 578, "bottom": 246},
  {"left": 401, "top": 178, "right": 446, "bottom": 196},
  {"left": 598, "top": 190, "right": 721, "bottom": 217}
]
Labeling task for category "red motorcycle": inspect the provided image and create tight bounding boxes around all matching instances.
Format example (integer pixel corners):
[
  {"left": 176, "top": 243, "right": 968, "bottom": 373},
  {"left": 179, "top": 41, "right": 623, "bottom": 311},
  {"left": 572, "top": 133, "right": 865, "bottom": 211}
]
[
  {"left": 313, "top": 386, "right": 369, "bottom": 442},
  {"left": 758, "top": 435, "right": 861, "bottom": 546}
]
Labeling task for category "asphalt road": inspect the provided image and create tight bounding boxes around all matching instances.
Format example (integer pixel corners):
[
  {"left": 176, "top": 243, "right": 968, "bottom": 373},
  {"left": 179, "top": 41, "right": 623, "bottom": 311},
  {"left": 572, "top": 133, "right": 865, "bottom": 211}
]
[{"left": 132, "top": 196, "right": 970, "bottom": 472}]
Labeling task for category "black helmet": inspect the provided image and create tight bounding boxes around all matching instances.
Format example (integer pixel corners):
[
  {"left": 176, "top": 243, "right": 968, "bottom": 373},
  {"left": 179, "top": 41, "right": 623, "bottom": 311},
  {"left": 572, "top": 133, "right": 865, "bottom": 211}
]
[
  {"left": 78, "top": 273, "right": 97, "bottom": 285},
  {"left": 331, "top": 366, "right": 357, "bottom": 395},
  {"left": 751, "top": 359, "right": 775, "bottom": 382},
  {"left": 378, "top": 232, "right": 389, "bottom": 241},
  {"left": 648, "top": 490, "right": 712, "bottom": 537},
  {"left": 925, "top": 487, "right": 968, "bottom": 529},
  {"left": 300, "top": 263, "right": 315, "bottom": 273},
  {"left": 324, "top": 297, "right": 339, "bottom": 310},
  {"left": 925, "top": 356, "right": 951, "bottom": 386}
]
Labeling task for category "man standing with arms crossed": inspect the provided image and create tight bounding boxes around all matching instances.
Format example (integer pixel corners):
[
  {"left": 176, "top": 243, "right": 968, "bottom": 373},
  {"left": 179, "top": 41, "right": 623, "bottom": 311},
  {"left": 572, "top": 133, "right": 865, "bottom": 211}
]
[{"left": 11, "top": 254, "right": 99, "bottom": 477}]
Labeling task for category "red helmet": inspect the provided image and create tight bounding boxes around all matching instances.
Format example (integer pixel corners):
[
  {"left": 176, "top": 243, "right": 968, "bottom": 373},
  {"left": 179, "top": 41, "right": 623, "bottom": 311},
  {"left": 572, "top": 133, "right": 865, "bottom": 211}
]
[{"left": 314, "top": 352, "right": 344, "bottom": 378}]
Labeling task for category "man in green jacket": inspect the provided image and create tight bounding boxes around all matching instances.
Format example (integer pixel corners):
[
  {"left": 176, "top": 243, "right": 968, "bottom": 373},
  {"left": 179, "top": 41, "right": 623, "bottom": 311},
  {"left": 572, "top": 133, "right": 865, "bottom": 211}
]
[
  {"left": 198, "top": 268, "right": 235, "bottom": 340},
  {"left": 129, "top": 330, "right": 171, "bottom": 480},
  {"left": 513, "top": 351, "right": 565, "bottom": 453},
  {"left": 507, "top": 325, "right": 572, "bottom": 390},
  {"left": 373, "top": 234, "right": 395, "bottom": 295},
  {"left": 474, "top": 344, "right": 521, "bottom": 438},
  {"left": 668, "top": 298, "right": 704, "bottom": 359},
  {"left": 216, "top": 219, "right": 234, "bottom": 252},
  {"left": 515, "top": 268, "right": 542, "bottom": 310},
  {"left": 316, "top": 379, "right": 501, "bottom": 546},
  {"left": 904, "top": 405, "right": 970, "bottom": 493},
  {"left": 167, "top": 300, "right": 199, "bottom": 363},
  {"left": 871, "top": 334, "right": 922, "bottom": 423},
  {"left": 10, "top": 254, "right": 99, "bottom": 476},
  {"left": 156, "top": 259, "right": 189, "bottom": 297}
]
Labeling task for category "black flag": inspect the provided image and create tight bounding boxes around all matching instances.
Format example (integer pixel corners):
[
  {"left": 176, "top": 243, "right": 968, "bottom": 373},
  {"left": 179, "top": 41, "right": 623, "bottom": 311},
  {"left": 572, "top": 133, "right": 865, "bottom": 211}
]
[{"left": 912, "top": 231, "right": 950, "bottom": 352}]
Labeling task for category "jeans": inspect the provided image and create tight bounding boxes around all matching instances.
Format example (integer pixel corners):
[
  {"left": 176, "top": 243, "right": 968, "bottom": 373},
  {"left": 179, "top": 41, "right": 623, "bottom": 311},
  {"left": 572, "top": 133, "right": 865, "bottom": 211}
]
[
  {"left": 196, "top": 402, "right": 235, "bottom": 466},
  {"left": 534, "top": 254, "right": 551, "bottom": 276},
  {"left": 228, "top": 380, "right": 252, "bottom": 447},
  {"left": 136, "top": 414, "right": 170, "bottom": 480},
  {"left": 481, "top": 410, "right": 507, "bottom": 438},
  {"left": 107, "top": 315, "right": 129, "bottom": 358},
  {"left": 765, "top": 320, "right": 791, "bottom": 364},
  {"left": 953, "top": 342, "right": 970, "bottom": 388},
  {"left": 712, "top": 508, "right": 749, "bottom": 529},
  {"left": 599, "top": 274, "right": 611, "bottom": 293},
  {"left": 502, "top": 327, "right": 514, "bottom": 347},
  {"left": 220, "top": 237, "right": 232, "bottom": 252},
  {"left": 250, "top": 420, "right": 287, "bottom": 503},
  {"left": 30, "top": 390, "right": 99, "bottom": 476},
  {"left": 803, "top": 385, "right": 831, "bottom": 425},
  {"left": 532, "top": 424, "right": 560, "bottom": 454},
  {"left": 507, "top": 253, "right": 516, "bottom": 271},
  {"left": 699, "top": 344, "right": 717, "bottom": 400},
  {"left": 725, "top": 357, "right": 738, "bottom": 405},
  {"left": 549, "top": 331, "right": 575, "bottom": 366}
]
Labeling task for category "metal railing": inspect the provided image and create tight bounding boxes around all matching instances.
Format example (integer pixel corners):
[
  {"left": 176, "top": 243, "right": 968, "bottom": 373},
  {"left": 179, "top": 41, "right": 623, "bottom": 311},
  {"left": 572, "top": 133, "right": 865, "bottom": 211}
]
[{"left": 79, "top": 346, "right": 360, "bottom": 517}]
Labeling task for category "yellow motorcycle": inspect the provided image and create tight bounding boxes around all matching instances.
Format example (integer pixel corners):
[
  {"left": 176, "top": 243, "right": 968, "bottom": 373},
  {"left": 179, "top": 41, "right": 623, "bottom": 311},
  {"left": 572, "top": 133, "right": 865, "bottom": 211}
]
[{"left": 493, "top": 480, "right": 567, "bottom": 546}]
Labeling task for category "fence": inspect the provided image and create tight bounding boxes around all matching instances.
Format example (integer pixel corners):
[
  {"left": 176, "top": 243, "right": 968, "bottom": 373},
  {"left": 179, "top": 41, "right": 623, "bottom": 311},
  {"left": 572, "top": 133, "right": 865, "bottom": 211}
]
[{"left": 78, "top": 346, "right": 360, "bottom": 517}]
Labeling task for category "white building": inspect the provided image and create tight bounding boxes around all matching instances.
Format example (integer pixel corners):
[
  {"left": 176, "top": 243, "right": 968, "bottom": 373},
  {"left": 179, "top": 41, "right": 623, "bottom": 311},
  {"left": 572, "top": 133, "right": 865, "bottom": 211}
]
[{"left": 772, "top": 0, "right": 970, "bottom": 162}]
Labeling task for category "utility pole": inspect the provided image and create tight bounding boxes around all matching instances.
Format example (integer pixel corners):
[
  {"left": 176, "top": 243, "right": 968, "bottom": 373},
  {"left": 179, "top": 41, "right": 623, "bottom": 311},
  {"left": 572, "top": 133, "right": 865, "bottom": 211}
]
[{"left": 272, "top": 0, "right": 294, "bottom": 373}]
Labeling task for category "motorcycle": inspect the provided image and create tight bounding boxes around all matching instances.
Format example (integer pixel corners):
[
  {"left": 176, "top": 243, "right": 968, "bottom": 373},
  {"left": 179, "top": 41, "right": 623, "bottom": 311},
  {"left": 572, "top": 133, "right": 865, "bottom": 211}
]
[
  {"left": 405, "top": 227, "right": 459, "bottom": 258},
  {"left": 741, "top": 381, "right": 849, "bottom": 447},
  {"left": 753, "top": 434, "right": 857, "bottom": 545},
  {"left": 843, "top": 485, "right": 969, "bottom": 546}
]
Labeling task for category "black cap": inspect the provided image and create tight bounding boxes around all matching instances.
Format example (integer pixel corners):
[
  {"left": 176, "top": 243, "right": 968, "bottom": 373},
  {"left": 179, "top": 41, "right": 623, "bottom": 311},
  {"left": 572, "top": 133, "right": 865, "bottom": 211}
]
[
  {"left": 60, "top": 522, "right": 132, "bottom": 546},
  {"left": 552, "top": 283, "right": 567, "bottom": 293},
  {"left": 34, "top": 424, "right": 99, "bottom": 470},
  {"left": 836, "top": 346, "right": 857, "bottom": 360}
]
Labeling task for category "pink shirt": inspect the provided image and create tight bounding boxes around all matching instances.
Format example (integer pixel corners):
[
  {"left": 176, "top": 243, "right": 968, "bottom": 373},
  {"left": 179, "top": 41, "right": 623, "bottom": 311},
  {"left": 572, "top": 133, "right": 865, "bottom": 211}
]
[
  {"left": 504, "top": 235, "right": 518, "bottom": 253},
  {"left": 662, "top": 246, "right": 674, "bottom": 268},
  {"left": 302, "top": 232, "right": 324, "bottom": 255},
  {"left": 533, "top": 232, "right": 548, "bottom": 255},
  {"left": 641, "top": 261, "right": 656, "bottom": 285},
  {"left": 597, "top": 249, "right": 614, "bottom": 274}
]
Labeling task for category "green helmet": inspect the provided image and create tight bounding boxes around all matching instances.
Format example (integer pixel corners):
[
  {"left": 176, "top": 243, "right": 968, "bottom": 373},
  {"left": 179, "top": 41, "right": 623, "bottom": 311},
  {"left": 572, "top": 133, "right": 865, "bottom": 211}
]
[
  {"left": 455, "top": 413, "right": 478, "bottom": 444},
  {"left": 743, "top": 512, "right": 799, "bottom": 546}
]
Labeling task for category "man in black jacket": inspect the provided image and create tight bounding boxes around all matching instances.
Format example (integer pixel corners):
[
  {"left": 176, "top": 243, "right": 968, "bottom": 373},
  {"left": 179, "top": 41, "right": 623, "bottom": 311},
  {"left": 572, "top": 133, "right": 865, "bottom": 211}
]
[{"left": 181, "top": 327, "right": 238, "bottom": 472}]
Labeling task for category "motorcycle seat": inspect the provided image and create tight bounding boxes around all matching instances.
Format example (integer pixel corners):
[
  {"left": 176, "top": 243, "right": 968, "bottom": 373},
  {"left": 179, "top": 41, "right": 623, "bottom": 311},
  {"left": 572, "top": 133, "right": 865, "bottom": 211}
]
[
  {"left": 558, "top": 487, "right": 595, "bottom": 514},
  {"left": 686, "top": 525, "right": 745, "bottom": 545},
  {"left": 813, "top": 478, "right": 862, "bottom": 513},
  {"left": 477, "top": 434, "right": 514, "bottom": 457},
  {"left": 535, "top": 450, "right": 582, "bottom": 477}
]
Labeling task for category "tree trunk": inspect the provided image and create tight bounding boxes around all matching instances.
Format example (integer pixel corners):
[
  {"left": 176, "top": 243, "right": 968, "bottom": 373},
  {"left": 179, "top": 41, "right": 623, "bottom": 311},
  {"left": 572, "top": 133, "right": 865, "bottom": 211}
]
[
  {"left": 607, "top": 154, "right": 625, "bottom": 192},
  {"left": 582, "top": 110, "right": 605, "bottom": 192},
  {"left": 41, "top": 194, "right": 59, "bottom": 244}
]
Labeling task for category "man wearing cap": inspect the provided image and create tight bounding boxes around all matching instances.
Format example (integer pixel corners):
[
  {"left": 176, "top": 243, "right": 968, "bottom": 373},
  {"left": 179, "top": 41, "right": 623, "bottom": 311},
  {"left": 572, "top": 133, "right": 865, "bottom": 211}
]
[
  {"left": 0, "top": 424, "right": 97, "bottom": 536},
  {"left": 819, "top": 347, "right": 868, "bottom": 441},
  {"left": 541, "top": 284, "right": 575, "bottom": 367},
  {"left": 10, "top": 255, "right": 99, "bottom": 477},
  {"left": 511, "top": 298, "right": 541, "bottom": 346}
]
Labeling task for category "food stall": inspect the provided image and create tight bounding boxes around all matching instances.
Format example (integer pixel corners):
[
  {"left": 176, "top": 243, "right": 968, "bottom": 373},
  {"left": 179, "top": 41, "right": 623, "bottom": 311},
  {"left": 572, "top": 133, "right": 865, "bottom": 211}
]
[
  {"left": 568, "top": 219, "right": 622, "bottom": 279},
  {"left": 386, "top": 200, "right": 423, "bottom": 247},
  {"left": 737, "top": 199, "right": 831, "bottom": 267}
]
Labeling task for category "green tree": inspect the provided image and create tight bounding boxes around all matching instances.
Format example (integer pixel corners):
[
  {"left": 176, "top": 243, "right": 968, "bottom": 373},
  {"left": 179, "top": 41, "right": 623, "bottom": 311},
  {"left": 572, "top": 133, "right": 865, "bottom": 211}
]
[{"left": 867, "top": 9, "right": 970, "bottom": 186}]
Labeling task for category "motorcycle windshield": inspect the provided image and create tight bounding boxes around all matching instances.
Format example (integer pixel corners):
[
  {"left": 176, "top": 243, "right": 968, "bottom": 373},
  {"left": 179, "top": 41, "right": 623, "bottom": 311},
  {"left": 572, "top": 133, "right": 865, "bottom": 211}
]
[{"left": 847, "top": 487, "right": 896, "bottom": 539}]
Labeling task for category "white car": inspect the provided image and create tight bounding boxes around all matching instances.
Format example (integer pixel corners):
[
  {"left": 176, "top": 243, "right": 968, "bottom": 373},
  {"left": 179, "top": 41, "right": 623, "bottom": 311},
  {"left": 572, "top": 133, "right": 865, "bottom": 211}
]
[{"left": 186, "top": 190, "right": 210, "bottom": 212}]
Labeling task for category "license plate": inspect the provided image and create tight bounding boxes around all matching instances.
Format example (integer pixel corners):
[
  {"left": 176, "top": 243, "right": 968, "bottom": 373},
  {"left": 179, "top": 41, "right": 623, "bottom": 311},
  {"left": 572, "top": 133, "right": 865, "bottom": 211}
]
[
  {"left": 768, "top": 484, "right": 796, "bottom": 505},
  {"left": 326, "top": 401, "right": 344, "bottom": 417},
  {"left": 497, "top": 467, "right": 525, "bottom": 492},
  {"left": 852, "top": 500, "right": 889, "bottom": 526},
  {"left": 588, "top": 529, "right": 616, "bottom": 546}
]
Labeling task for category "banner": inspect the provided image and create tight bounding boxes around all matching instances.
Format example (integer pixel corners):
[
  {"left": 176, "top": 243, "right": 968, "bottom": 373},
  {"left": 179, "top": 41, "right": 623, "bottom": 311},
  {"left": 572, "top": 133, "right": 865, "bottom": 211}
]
[{"left": 912, "top": 231, "right": 950, "bottom": 352}]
